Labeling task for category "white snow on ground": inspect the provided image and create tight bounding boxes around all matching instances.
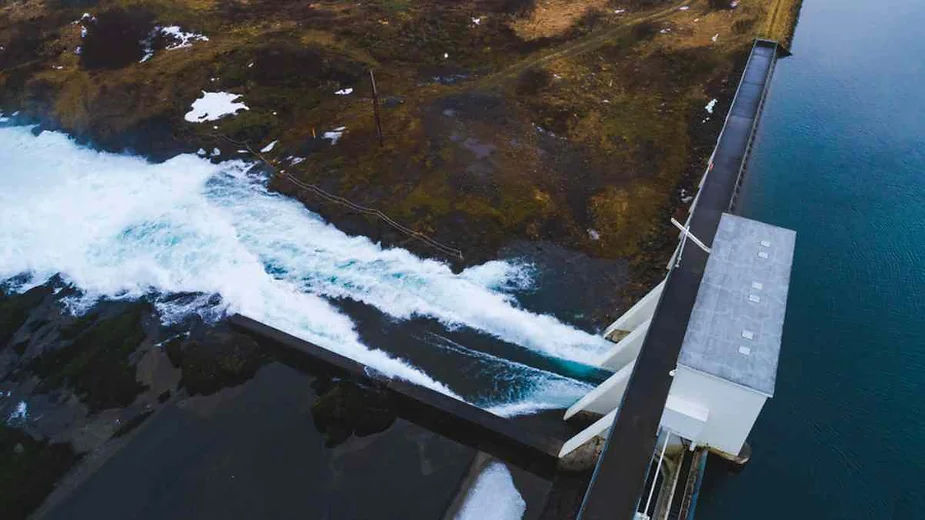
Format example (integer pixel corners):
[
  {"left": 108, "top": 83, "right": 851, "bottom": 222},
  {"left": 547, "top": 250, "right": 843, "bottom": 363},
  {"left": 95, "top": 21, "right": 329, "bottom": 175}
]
[
  {"left": 6, "top": 401, "right": 27, "bottom": 425},
  {"left": 455, "top": 463, "right": 526, "bottom": 520},
  {"left": 712, "top": 33, "right": 719, "bottom": 42},
  {"left": 679, "top": 5, "right": 690, "bottom": 10},
  {"left": 160, "top": 26, "right": 209, "bottom": 49},
  {"left": 260, "top": 140, "right": 278, "bottom": 153},
  {"left": 334, "top": 88, "right": 353, "bottom": 95},
  {"left": 184, "top": 91, "right": 249, "bottom": 123},
  {"left": 471, "top": 17, "right": 481, "bottom": 26},
  {"left": 705, "top": 98, "right": 718, "bottom": 114},
  {"left": 140, "top": 26, "right": 210, "bottom": 62},
  {"left": 614, "top": 9, "right": 626, "bottom": 14},
  {"left": 323, "top": 126, "right": 346, "bottom": 145}
]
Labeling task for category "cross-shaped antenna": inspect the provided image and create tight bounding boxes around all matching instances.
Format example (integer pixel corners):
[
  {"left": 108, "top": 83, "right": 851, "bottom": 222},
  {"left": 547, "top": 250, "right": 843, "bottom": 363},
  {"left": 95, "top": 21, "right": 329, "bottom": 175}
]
[{"left": 671, "top": 218, "right": 712, "bottom": 254}]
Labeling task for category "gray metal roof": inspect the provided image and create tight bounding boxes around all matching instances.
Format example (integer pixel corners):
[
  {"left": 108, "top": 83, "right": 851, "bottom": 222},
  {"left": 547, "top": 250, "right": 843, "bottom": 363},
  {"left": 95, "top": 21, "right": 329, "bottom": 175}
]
[{"left": 677, "top": 213, "right": 795, "bottom": 396}]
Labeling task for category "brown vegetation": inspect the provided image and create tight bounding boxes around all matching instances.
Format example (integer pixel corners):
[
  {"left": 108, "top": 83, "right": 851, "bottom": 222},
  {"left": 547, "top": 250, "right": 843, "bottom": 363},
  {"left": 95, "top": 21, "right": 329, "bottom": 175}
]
[{"left": 0, "top": 0, "right": 802, "bottom": 279}]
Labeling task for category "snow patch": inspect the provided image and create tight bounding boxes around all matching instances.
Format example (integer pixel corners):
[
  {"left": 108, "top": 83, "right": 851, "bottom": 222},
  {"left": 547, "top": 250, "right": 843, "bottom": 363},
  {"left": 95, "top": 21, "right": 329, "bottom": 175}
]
[
  {"left": 139, "top": 26, "right": 209, "bottom": 63},
  {"left": 260, "top": 140, "right": 278, "bottom": 153},
  {"left": 705, "top": 98, "right": 718, "bottom": 114},
  {"left": 323, "top": 126, "right": 346, "bottom": 145},
  {"left": 184, "top": 91, "right": 249, "bottom": 123},
  {"left": 160, "top": 26, "right": 209, "bottom": 49},
  {"left": 334, "top": 88, "right": 353, "bottom": 96}
]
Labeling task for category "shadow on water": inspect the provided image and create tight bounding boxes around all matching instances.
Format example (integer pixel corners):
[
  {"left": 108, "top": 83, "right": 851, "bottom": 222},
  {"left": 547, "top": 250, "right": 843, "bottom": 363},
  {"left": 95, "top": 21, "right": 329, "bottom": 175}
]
[{"left": 39, "top": 362, "right": 477, "bottom": 520}]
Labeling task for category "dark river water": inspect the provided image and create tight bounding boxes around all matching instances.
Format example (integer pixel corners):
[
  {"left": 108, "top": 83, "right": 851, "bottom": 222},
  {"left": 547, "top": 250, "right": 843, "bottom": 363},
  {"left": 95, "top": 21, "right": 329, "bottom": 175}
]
[{"left": 699, "top": 0, "right": 925, "bottom": 518}]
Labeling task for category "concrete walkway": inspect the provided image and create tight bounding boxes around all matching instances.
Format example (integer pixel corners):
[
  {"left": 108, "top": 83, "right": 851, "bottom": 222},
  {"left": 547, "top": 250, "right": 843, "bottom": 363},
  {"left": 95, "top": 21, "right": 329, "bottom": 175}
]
[{"left": 577, "top": 39, "right": 780, "bottom": 520}]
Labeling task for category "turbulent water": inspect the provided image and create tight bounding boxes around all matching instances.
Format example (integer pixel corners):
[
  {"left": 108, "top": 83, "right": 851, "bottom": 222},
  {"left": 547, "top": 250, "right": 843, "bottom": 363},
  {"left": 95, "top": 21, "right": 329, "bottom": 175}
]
[
  {"left": 455, "top": 463, "right": 526, "bottom": 520},
  {"left": 0, "top": 125, "right": 608, "bottom": 413}
]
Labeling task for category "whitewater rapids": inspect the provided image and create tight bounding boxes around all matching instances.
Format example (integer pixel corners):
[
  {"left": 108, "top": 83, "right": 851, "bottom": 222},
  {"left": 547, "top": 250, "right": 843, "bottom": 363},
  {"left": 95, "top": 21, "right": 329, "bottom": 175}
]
[{"left": 0, "top": 126, "right": 612, "bottom": 413}]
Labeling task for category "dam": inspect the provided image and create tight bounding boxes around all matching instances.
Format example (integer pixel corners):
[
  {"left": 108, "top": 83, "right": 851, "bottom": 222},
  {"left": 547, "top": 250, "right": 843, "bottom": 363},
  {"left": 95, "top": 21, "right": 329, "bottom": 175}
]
[
  {"left": 5, "top": 37, "right": 791, "bottom": 520},
  {"left": 227, "top": 38, "right": 795, "bottom": 520}
]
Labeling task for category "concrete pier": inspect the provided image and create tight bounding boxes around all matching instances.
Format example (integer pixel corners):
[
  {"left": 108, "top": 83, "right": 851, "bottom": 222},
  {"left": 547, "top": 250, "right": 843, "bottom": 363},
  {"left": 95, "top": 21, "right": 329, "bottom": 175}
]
[{"left": 228, "top": 314, "right": 566, "bottom": 478}]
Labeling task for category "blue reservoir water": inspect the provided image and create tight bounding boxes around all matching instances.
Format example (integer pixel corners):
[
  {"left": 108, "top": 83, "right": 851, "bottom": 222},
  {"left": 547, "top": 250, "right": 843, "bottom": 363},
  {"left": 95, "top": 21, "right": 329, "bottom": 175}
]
[{"left": 699, "top": 0, "right": 925, "bottom": 518}]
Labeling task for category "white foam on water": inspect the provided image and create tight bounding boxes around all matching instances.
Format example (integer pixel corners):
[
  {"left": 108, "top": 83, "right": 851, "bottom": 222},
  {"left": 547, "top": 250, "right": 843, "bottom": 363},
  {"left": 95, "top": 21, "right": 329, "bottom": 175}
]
[
  {"left": 6, "top": 401, "right": 28, "bottom": 425},
  {"left": 424, "top": 333, "right": 593, "bottom": 415},
  {"left": 0, "top": 126, "right": 611, "bottom": 410},
  {"left": 454, "top": 462, "right": 526, "bottom": 520}
]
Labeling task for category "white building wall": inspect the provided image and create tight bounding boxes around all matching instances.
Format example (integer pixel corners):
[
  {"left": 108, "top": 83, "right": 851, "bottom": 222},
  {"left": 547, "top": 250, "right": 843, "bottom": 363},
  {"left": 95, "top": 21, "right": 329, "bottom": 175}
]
[{"left": 665, "top": 366, "right": 767, "bottom": 455}]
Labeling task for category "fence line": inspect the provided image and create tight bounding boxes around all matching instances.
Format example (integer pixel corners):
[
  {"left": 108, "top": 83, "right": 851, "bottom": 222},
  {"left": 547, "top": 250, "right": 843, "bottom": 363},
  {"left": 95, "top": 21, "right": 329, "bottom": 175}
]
[{"left": 210, "top": 133, "right": 464, "bottom": 260}]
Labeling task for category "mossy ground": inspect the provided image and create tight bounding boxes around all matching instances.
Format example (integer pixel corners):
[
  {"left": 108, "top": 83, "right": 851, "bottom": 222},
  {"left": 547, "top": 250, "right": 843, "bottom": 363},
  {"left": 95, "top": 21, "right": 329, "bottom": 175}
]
[{"left": 0, "top": 0, "right": 802, "bottom": 305}]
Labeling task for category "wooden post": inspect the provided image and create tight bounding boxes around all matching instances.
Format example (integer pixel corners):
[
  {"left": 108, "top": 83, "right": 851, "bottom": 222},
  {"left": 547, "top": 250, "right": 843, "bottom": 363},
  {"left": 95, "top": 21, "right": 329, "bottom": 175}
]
[{"left": 369, "top": 69, "right": 384, "bottom": 147}]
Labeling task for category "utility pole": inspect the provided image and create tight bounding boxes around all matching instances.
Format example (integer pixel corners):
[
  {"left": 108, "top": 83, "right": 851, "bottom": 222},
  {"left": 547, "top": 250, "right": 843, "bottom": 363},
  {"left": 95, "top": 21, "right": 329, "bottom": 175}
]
[{"left": 369, "top": 69, "right": 384, "bottom": 147}]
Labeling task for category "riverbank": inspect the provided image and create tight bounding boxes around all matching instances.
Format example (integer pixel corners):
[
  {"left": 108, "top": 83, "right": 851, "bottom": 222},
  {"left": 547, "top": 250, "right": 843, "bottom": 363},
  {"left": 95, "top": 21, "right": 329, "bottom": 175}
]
[{"left": 1, "top": 1, "right": 798, "bottom": 292}]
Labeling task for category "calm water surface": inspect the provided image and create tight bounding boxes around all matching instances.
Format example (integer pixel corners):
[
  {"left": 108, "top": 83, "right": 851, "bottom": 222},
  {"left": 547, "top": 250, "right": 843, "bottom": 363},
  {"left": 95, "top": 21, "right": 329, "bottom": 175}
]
[{"left": 699, "top": 0, "right": 925, "bottom": 518}]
